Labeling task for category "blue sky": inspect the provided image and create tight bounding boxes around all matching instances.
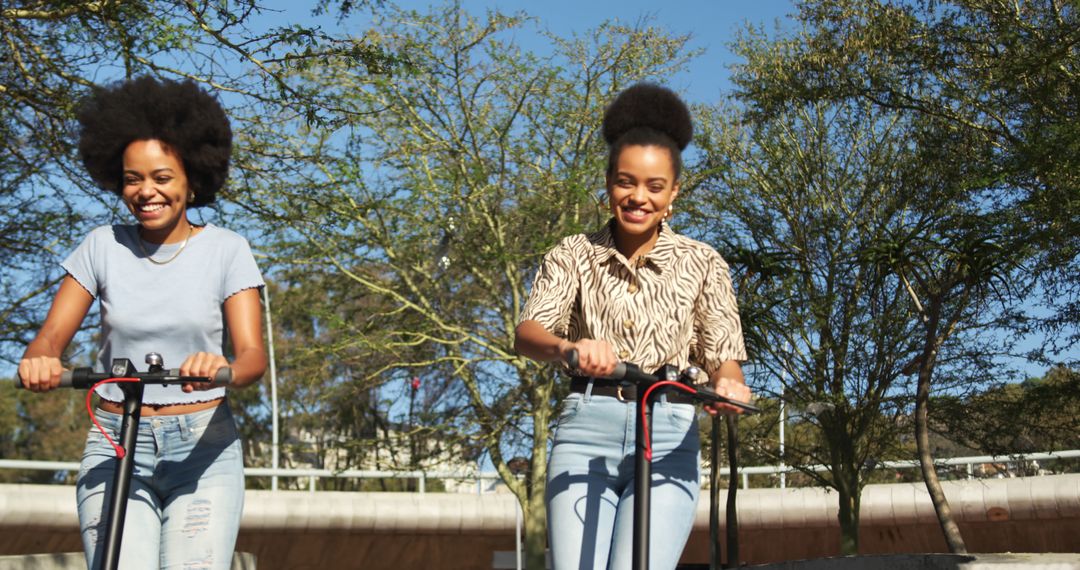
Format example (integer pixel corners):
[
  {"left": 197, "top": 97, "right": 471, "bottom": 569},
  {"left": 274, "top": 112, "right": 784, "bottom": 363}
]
[
  {"left": 264, "top": 0, "right": 799, "bottom": 103},
  {"left": 464, "top": 0, "right": 798, "bottom": 100}
]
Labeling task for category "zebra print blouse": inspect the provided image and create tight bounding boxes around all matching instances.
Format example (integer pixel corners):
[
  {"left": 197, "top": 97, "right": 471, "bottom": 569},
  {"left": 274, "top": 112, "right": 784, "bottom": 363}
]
[{"left": 520, "top": 220, "right": 747, "bottom": 378}]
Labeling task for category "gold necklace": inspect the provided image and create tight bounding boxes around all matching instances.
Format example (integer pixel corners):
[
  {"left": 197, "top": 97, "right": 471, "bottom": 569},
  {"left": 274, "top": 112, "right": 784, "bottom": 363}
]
[{"left": 137, "top": 225, "right": 194, "bottom": 265}]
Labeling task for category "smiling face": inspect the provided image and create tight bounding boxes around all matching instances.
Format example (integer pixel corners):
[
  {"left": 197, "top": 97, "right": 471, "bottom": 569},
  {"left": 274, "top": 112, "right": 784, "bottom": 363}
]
[
  {"left": 121, "top": 139, "right": 192, "bottom": 243},
  {"left": 606, "top": 144, "right": 679, "bottom": 255}
]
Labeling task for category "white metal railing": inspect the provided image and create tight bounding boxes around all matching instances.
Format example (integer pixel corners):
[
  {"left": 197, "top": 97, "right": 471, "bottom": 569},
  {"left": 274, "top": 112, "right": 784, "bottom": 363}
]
[
  {"left": 2, "top": 449, "right": 1077, "bottom": 493},
  {"left": 705, "top": 449, "right": 1080, "bottom": 489},
  {"left": 0, "top": 460, "right": 503, "bottom": 494}
]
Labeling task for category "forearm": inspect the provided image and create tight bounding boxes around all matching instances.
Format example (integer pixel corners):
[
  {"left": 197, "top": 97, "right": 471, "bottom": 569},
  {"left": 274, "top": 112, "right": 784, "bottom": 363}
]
[
  {"left": 227, "top": 346, "right": 267, "bottom": 388},
  {"left": 514, "top": 319, "right": 571, "bottom": 363},
  {"left": 22, "top": 335, "right": 65, "bottom": 360},
  {"left": 22, "top": 276, "right": 92, "bottom": 362},
  {"left": 219, "top": 288, "right": 267, "bottom": 388}
]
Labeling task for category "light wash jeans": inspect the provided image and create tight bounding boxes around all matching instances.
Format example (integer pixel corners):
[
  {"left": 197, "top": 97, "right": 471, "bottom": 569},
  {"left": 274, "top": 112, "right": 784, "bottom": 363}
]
[
  {"left": 546, "top": 387, "right": 701, "bottom": 570},
  {"left": 76, "top": 402, "right": 244, "bottom": 570}
]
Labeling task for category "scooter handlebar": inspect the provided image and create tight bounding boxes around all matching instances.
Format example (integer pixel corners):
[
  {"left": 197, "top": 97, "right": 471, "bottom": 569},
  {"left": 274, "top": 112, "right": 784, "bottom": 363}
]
[
  {"left": 16, "top": 366, "right": 232, "bottom": 390},
  {"left": 565, "top": 349, "right": 628, "bottom": 379},
  {"left": 564, "top": 348, "right": 758, "bottom": 413}
]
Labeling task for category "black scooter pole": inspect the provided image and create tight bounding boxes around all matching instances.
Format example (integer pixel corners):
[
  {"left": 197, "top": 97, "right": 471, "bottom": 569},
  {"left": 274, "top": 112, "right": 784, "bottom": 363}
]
[
  {"left": 102, "top": 358, "right": 144, "bottom": 570},
  {"left": 631, "top": 364, "right": 680, "bottom": 570},
  {"left": 634, "top": 383, "right": 652, "bottom": 570},
  {"left": 566, "top": 351, "right": 758, "bottom": 570}
]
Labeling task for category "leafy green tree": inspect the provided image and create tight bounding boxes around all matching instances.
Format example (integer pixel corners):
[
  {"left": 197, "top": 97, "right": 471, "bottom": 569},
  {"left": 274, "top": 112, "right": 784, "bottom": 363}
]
[
  {"left": 691, "top": 97, "right": 914, "bottom": 554},
  {"left": 0, "top": 388, "right": 87, "bottom": 484},
  {"left": 0, "top": 0, "right": 391, "bottom": 364},
  {"left": 690, "top": 90, "right": 1018, "bottom": 552},
  {"left": 714, "top": 0, "right": 1076, "bottom": 553},
  {"left": 0, "top": 1, "right": 392, "bottom": 480},
  {"left": 737, "top": 0, "right": 1079, "bottom": 360},
  {"left": 935, "top": 366, "right": 1080, "bottom": 458}
]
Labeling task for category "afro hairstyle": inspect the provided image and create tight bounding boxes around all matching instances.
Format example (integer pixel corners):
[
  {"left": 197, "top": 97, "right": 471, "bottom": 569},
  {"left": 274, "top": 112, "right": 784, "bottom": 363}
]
[
  {"left": 601, "top": 83, "right": 692, "bottom": 180},
  {"left": 77, "top": 76, "right": 232, "bottom": 207}
]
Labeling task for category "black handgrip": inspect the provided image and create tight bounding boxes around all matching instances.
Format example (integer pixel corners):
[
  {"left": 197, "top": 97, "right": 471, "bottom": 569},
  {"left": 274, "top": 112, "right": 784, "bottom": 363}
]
[
  {"left": 15, "top": 369, "right": 79, "bottom": 389},
  {"left": 566, "top": 348, "right": 579, "bottom": 369},
  {"left": 161, "top": 368, "right": 231, "bottom": 386},
  {"left": 564, "top": 348, "right": 633, "bottom": 381},
  {"left": 212, "top": 367, "right": 233, "bottom": 386},
  {"left": 694, "top": 386, "right": 762, "bottom": 414}
]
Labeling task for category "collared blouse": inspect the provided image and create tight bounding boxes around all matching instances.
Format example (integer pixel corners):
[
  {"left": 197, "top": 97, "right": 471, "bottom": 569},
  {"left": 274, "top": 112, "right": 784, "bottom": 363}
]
[{"left": 520, "top": 220, "right": 746, "bottom": 378}]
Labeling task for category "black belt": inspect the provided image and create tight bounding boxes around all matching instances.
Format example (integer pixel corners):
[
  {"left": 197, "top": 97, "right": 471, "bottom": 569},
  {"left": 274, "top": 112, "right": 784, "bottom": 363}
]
[{"left": 569, "top": 376, "right": 694, "bottom": 404}]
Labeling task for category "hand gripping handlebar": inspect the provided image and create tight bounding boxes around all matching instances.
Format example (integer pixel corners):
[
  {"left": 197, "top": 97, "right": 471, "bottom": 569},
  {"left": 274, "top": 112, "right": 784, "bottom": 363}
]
[{"left": 15, "top": 364, "right": 232, "bottom": 389}]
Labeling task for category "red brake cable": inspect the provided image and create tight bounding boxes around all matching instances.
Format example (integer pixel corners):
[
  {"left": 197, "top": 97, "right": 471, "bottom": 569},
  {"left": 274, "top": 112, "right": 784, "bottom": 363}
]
[
  {"left": 85, "top": 378, "right": 140, "bottom": 458},
  {"left": 639, "top": 380, "right": 701, "bottom": 461}
]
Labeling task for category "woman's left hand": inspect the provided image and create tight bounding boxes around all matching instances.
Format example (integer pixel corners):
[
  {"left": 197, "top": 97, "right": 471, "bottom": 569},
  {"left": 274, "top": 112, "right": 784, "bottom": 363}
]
[
  {"left": 179, "top": 352, "right": 230, "bottom": 392},
  {"left": 705, "top": 375, "right": 752, "bottom": 416}
]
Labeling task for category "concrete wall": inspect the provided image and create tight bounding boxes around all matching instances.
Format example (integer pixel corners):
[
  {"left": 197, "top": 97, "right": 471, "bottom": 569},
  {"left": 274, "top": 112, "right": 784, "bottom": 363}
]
[{"left": 1, "top": 474, "right": 1077, "bottom": 569}]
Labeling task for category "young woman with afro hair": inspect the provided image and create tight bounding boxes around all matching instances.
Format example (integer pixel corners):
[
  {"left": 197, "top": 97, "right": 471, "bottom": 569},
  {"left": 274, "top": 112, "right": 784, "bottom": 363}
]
[
  {"left": 515, "top": 83, "right": 752, "bottom": 569},
  {"left": 19, "top": 76, "right": 267, "bottom": 569}
]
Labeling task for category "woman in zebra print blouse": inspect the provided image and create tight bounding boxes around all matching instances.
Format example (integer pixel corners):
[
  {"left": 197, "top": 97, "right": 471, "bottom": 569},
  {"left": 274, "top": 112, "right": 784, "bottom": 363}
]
[{"left": 515, "top": 83, "right": 752, "bottom": 569}]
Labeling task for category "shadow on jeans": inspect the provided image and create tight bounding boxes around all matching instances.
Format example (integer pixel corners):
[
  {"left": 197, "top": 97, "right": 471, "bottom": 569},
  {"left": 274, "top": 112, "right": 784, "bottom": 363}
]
[
  {"left": 77, "top": 402, "right": 239, "bottom": 567},
  {"left": 546, "top": 421, "right": 699, "bottom": 568}
]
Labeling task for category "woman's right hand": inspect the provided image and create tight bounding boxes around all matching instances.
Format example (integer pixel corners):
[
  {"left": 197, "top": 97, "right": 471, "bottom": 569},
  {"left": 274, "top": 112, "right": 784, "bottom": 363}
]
[
  {"left": 561, "top": 338, "right": 618, "bottom": 378},
  {"left": 17, "top": 356, "right": 65, "bottom": 392}
]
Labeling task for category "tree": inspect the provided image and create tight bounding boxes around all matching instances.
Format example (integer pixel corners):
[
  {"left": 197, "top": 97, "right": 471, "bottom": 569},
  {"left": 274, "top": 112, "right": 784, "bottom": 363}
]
[
  {"left": 236, "top": 5, "right": 694, "bottom": 566},
  {"left": 935, "top": 366, "right": 1080, "bottom": 459},
  {"left": 691, "top": 97, "right": 913, "bottom": 554},
  {"left": 0, "top": 1, "right": 393, "bottom": 480},
  {"left": 0, "top": 388, "right": 88, "bottom": 484},
  {"left": 713, "top": 0, "right": 1076, "bottom": 553},
  {"left": 689, "top": 90, "right": 1017, "bottom": 552},
  {"left": 0, "top": 0, "right": 391, "bottom": 365},
  {"left": 737, "top": 0, "right": 1079, "bottom": 361}
]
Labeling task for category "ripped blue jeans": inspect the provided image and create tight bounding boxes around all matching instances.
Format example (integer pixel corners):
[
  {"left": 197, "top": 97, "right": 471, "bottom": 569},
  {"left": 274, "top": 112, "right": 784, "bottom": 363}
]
[
  {"left": 76, "top": 402, "right": 244, "bottom": 570},
  {"left": 546, "top": 389, "right": 701, "bottom": 570}
]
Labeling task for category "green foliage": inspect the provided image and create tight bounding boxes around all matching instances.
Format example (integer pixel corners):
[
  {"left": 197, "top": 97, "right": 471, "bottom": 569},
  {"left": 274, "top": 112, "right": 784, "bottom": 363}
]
[
  {"left": 714, "top": 0, "right": 1077, "bottom": 553},
  {"left": 934, "top": 366, "right": 1080, "bottom": 456},
  {"left": 734, "top": 0, "right": 1078, "bottom": 353},
  {"left": 0, "top": 383, "right": 86, "bottom": 484},
  {"left": 0, "top": 0, "right": 398, "bottom": 365}
]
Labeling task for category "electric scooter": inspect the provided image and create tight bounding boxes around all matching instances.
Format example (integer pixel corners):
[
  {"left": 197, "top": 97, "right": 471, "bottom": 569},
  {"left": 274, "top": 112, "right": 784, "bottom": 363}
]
[
  {"left": 17, "top": 353, "right": 231, "bottom": 570},
  {"left": 567, "top": 350, "right": 759, "bottom": 570}
]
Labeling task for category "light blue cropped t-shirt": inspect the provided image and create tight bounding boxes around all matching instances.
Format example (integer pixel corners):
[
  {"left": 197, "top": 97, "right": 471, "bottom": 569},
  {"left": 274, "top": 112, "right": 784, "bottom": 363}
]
[{"left": 62, "top": 224, "right": 265, "bottom": 405}]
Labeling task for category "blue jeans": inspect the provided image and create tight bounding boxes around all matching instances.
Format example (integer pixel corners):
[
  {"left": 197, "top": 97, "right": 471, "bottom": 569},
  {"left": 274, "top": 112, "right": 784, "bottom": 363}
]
[
  {"left": 546, "top": 387, "right": 701, "bottom": 570},
  {"left": 76, "top": 402, "right": 245, "bottom": 570}
]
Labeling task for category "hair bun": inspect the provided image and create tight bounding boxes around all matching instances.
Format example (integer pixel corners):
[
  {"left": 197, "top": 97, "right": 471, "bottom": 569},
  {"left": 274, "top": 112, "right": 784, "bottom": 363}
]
[{"left": 602, "top": 83, "right": 692, "bottom": 150}]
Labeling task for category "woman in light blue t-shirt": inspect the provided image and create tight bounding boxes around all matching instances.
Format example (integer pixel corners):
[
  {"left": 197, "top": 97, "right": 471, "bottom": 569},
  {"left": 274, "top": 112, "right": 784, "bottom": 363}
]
[{"left": 19, "top": 76, "right": 267, "bottom": 569}]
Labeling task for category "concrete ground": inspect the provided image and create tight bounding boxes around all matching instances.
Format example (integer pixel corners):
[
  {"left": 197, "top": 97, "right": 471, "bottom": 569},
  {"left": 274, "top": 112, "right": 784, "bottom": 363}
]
[
  {"left": 748, "top": 553, "right": 1080, "bottom": 569},
  {"left": 0, "top": 552, "right": 257, "bottom": 569},
  {"left": 4, "top": 551, "right": 1079, "bottom": 570}
]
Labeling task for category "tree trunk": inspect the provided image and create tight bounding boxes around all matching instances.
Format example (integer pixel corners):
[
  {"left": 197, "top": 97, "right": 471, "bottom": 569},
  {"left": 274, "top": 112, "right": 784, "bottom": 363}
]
[
  {"left": 836, "top": 485, "right": 859, "bottom": 555},
  {"left": 827, "top": 421, "right": 861, "bottom": 555},
  {"left": 524, "top": 384, "right": 553, "bottom": 570},
  {"left": 524, "top": 481, "right": 548, "bottom": 570},
  {"left": 915, "top": 334, "right": 968, "bottom": 554}
]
